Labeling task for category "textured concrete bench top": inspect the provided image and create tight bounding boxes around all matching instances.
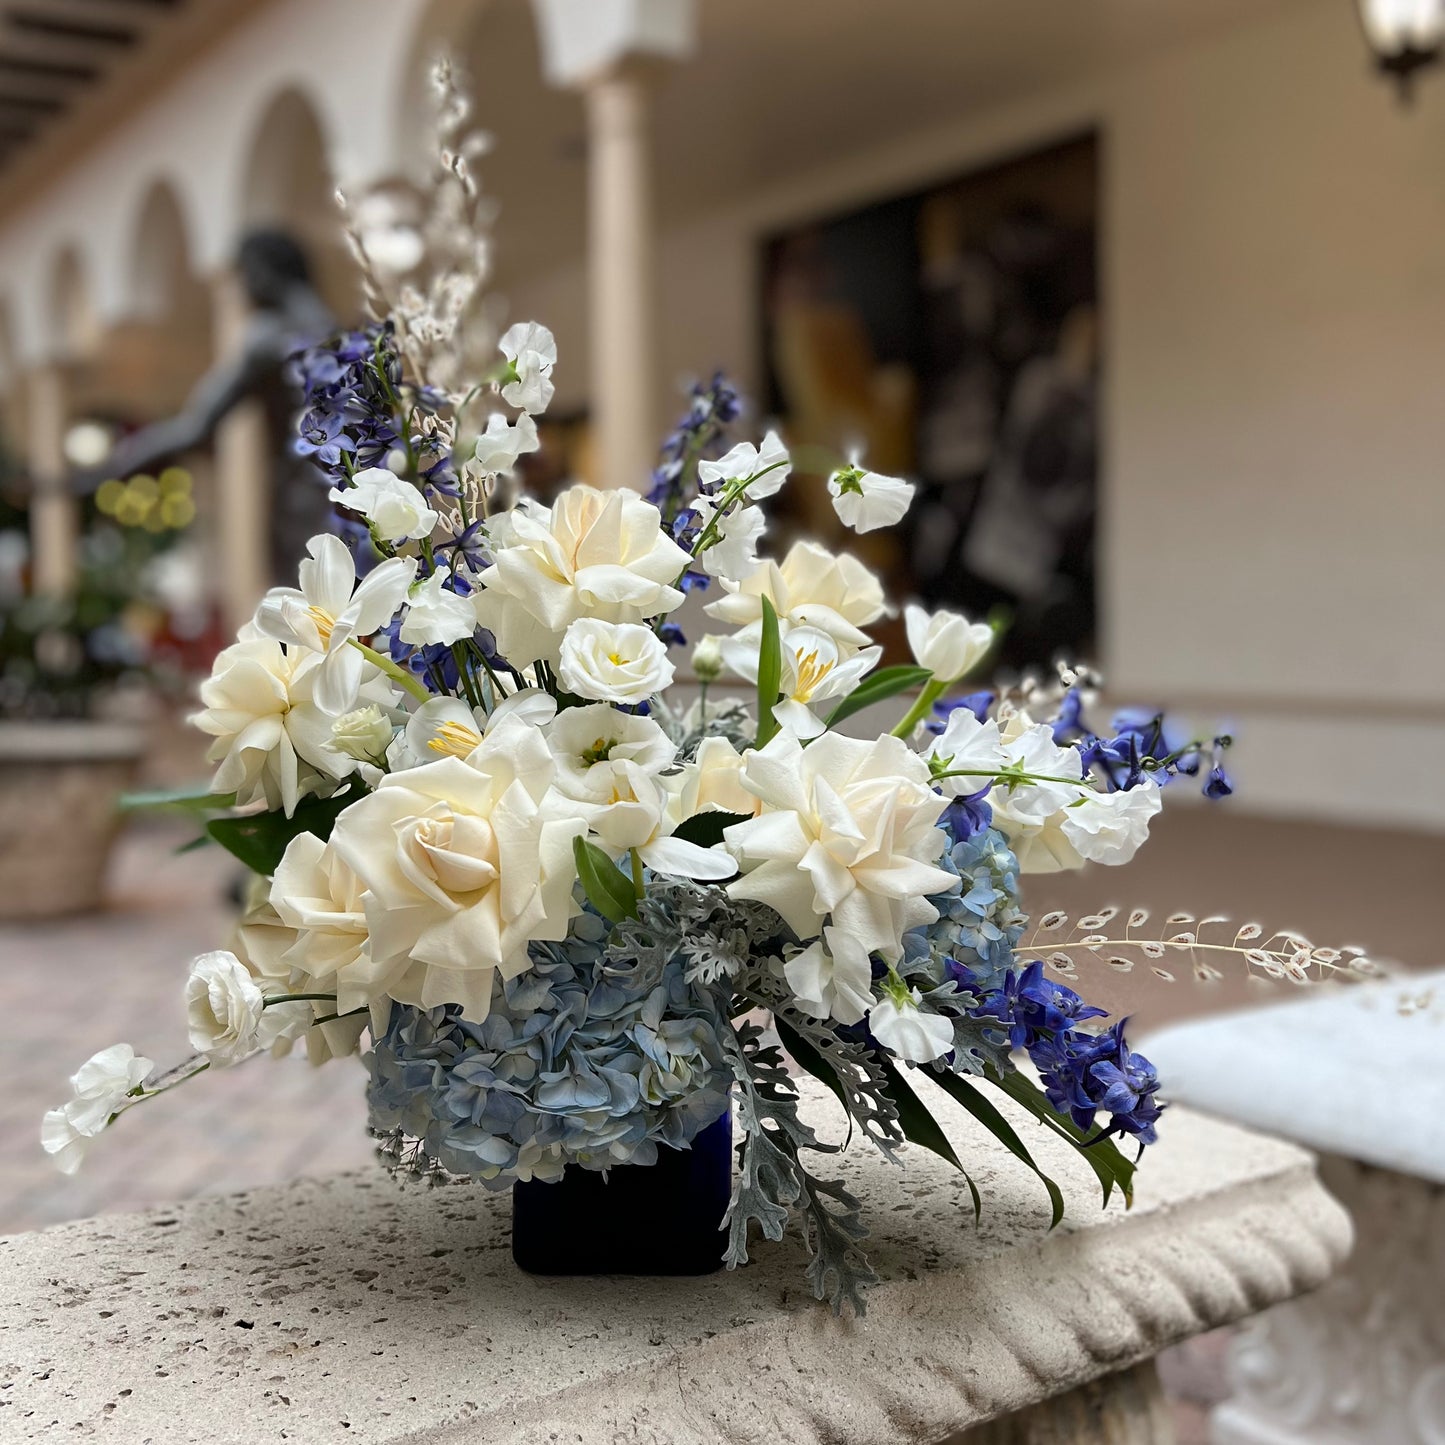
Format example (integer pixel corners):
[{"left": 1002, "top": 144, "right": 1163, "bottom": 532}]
[
  {"left": 0, "top": 1079, "right": 1349, "bottom": 1445},
  {"left": 1142, "top": 970, "right": 1445, "bottom": 1186}
]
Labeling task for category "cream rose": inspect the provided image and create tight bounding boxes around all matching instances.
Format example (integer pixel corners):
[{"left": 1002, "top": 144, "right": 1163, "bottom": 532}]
[{"left": 558, "top": 618, "right": 675, "bottom": 704}]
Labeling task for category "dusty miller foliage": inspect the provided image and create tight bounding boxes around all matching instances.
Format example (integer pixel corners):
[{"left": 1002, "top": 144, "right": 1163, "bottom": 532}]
[{"left": 653, "top": 695, "right": 756, "bottom": 757}]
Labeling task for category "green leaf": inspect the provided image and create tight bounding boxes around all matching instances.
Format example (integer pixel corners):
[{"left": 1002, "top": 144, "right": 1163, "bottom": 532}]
[
  {"left": 121, "top": 784, "right": 235, "bottom": 812},
  {"left": 172, "top": 834, "right": 213, "bottom": 856},
  {"left": 754, "top": 595, "right": 783, "bottom": 748},
  {"left": 988, "top": 1067, "right": 1136, "bottom": 1208},
  {"left": 929, "top": 1068, "right": 1065, "bottom": 1229},
  {"left": 671, "top": 810, "right": 750, "bottom": 849},
  {"left": 824, "top": 666, "right": 933, "bottom": 729},
  {"left": 571, "top": 835, "right": 638, "bottom": 924},
  {"left": 206, "top": 786, "right": 360, "bottom": 876},
  {"left": 878, "top": 1057, "right": 981, "bottom": 1223}
]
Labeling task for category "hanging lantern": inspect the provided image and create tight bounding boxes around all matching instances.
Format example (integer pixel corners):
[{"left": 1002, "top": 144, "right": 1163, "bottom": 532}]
[{"left": 1358, "top": 0, "right": 1445, "bottom": 99}]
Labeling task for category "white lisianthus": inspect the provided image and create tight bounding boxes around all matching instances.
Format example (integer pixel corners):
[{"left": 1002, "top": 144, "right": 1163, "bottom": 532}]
[
  {"left": 558, "top": 618, "right": 675, "bottom": 704},
  {"left": 329, "top": 467, "right": 438, "bottom": 544},
  {"left": 472, "top": 411, "right": 540, "bottom": 474},
  {"left": 721, "top": 624, "right": 880, "bottom": 740},
  {"left": 663, "top": 735, "right": 760, "bottom": 828},
  {"left": 40, "top": 1044, "right": 153, "bottom": 1175},
  {"left": 473, "top": 485, "right": 689, "bottom": 667},
  {"left": 827, "top": 463, "right": 915, "bottom": 533},
  {"left": 868, "top": 986, "right": 955, "bottom": 1063},
  {"left": 784, "top": 927, "right": 874, "bottom": 1026},
  {"left": 499, "top": 320, "right": 557, "bottom": 414},
  {"left": 691, "top": 634, "right": 724, "bottom": 682},
  {"left": 547, "top": 703, "right": 676, "bottom": 803},
  {"left": 582, "top": 760, "right": 736, "bottom": 882},
  {"left": 697, "top": 428, "right": 791, "bottom": 498},
  {"left": 905, "top": 603, "right": 994, "bottom": 683},
  {"left": 253, "top": 534, "right": 416, "bottom": 714},
  {"left": 925, "top": 709, "right": 1007, "bottom": 797},
  {"left": 328, "top": 720, "right": 586, "bottom": 1019},
  {"left": 185, "top": 949, "right": 307, "bottom": 1066},
  {"left": 400, "top": 566, "right": 477, "bottom": 647},
  {"left": 705, "top": 539, "right": 886, "bottom": 652},
  {"left": 331, "top": 704, "right": 394, "bottom": 765},
  {"left": 724, "top": 732, "right": 954, "bottom": 959}
]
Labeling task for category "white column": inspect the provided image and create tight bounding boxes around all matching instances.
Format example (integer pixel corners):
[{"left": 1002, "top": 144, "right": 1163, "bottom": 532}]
[
  {"left": 585, "top": 64, "right": 658, "bottom": 490},
  {"left": 27, "top": 363, "right": 78, "bottom": 595},
  {"left": 210, "top": 274, "right": 269, "bottom": 633}
]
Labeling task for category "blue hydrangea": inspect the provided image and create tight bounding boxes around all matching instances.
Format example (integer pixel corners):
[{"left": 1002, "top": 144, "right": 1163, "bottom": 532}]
[{"left": 366, "top": 911, "right": 731, "bottom": 1186}]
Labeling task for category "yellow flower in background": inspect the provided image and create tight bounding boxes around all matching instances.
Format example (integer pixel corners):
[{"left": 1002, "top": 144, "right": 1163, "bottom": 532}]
[{"left": 94, "top": 468, "right": 195, "bottom": 532}]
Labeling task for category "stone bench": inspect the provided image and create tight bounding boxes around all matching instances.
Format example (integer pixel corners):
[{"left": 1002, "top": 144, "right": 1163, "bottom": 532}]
[
  {"left": 1144, "top": 970, "right": 1445, "bottom": 1445},
  {"left": 0, "top": 1078, "right": 1349, "bottom": 1444}
]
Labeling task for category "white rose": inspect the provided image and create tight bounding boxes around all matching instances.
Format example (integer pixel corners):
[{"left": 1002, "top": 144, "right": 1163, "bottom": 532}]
[
  {"left": 186, "top": 949, "right": 305, "bottom": 1065},
  {"left": 827, "top": 463, "right": 915, "bottom": 533},
  {"left": 499, "top": 320, "right": 557, "bottom": 414},
  {"left": 868, "top": 987, "right": 955, "bottom": 1063},
  {"left": 400, "top": 566, "right": 477, "bottom": 647},
  {"left": 473, "top": 485, "right": 690, "bottom": 667},
  {"left": 925, "top": 709, "right": 1006, "bottom": 797},
  {"left": 329, "top": 468, "right": 439, "bottom": 543},
  {"left": 547, "top": 703, "right": 676, "bottom": 803},
  {"left": 784, "top": 927, "right": 874, "bottom": 1026},
  {"left": 40, "top": 1044, "right": 154, "bottom": 1175},
  {"left": 724, "top": 732, "right": 954, "bottom": 959},
  {"left": 328, "top": 721, "right": 586, "bottom": 1019},
  {"left": 904, "top": 603, "right": 993, "bottom": 682},
  {"left": 558, "top": 618, "right": 675, "bottom": 704},
  {"left": 472, "top": 411, "right": 540, "bottom": 474}
]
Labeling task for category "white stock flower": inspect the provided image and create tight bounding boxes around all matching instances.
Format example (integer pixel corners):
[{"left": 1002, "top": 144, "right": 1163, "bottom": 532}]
[
  {"left": 329, "top": 467, "right": 438, "bottom": 544},
  {"left": 925, "top": 709, "right": 1007, "bottom": 797},
  {"left": 558, "top": 618, "right": 675, "bottom": 704},
  {"left": 785, "top": 927, "right": 874, "bottom": 1026},
  {"left": 582, "top": 760, "right": 735, "bottom": 882},
  {"left": 868, "top": 987, "right": 954, "bottom": 1063},
  {"left": 905, "top": 603, "right": 994, "bottom": 682},
  {"left": 705, "top": 539, "right": 887, "bottom": 652},
  {"left": 472, "top": 411, "right": 540, "bottom": 474},
  {"left": 186, "top": 949, "right": 306, "bottom": 1065},
  {"left": 499, "top": 321, "right": 557, "bottom": 414},
  {"left": 473, "top": 485, "right": 689, "bottom": 667},
  {"left": 400, "top": 566, "right": 477, "bottom": 647},
  {"left": 697, "top": 428, "right": 791, "bottom": 498},
  {"left": 724, "top": 732, "right": 954, "bottom": 959},
  {"left": 721, "top": 624, "right": 880, "bottom": 740},
  {"left": 827, "top": 463, "right": 915, "bottom": 533},
  {"left": 328, "top": 720, "right": 586, "bottom": 1019},
  {"left": 253, "top": 534, "right": 416, "bottom": 714},
  {"left": 546, "top": 703, "right": 676, "bottom": 803},
  {"left": 663, "top": 735, "right": 759, "bottom": 827},
  {"left": 40, "top": 1044, "right": 153, "bottom": 1175}
]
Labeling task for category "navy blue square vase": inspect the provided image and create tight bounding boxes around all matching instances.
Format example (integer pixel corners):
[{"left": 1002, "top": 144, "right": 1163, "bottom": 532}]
[{"left": 511, "top": 1109, "right": 732, "bottom": 1276}]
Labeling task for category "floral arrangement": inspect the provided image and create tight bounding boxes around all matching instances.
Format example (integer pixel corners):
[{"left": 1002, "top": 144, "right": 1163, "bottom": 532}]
[{"left": 41, "top": 66, "right": 1376, "bottom": 1314}]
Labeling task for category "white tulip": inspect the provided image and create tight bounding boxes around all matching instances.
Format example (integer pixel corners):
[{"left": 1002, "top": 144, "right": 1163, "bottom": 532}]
[
  {"left": 474, "top": 485, "right": 689, "bottom": 667},
  {"left": 925, "top": 710, "right": 1007, "bottom": 797},
  {"left": 547, "top": 703, "right": 676, "bottom": 804},
  {"left": 697, "top": 428, "right": 792, "bottom": 498},
  {"left": 691, "top": 634, "right": 725, "bottom": 682},
  {"left": 499, "top": 320, "right": 557, "bottom": 414},
  {"left": 784, "top": 927, "right": 875, "bottom": 1026},
  {"left": 724, "top": 732, "right": 954, "bottom": 960},
  {"left": 663, "top": 735, "right": 759, "bottom": 828},
  {"left": 40, "top": 1044, "right": 154, "bottom": 1175},
  {"left": 583, "top": 760, "right": 736, "bottom": 882},
  {"left": 827, "top": 463, "right": 915, "bottom": 533},
  {"left": 186, "top": 949, "right": 306, "bottom": 1066},
  {"left": 868, "top": 987, "right": 955, "bottom": 1063},
  {"left": 253, "top": 534, "right": 416, "bottom": 714},
  {"left": 904, "top": 603, "right": 994, "bottom": 682},
  {"left": 328, "top": 468, "right": 438, "bottom": 544},
  {"left": 399, "top": 566, "right": 477, "bottom": 647},
  {"left": 558, "top": 618, "right": 675, "bottom": 704},
  {"left": 472, "top": 411, "right": 540, "bottom": 474},
  {"left": 396, "top": 689, "right": 559, "bottom": 772},
  {"left": 721, "top": 624, "right": 880, "bottom": 740}
]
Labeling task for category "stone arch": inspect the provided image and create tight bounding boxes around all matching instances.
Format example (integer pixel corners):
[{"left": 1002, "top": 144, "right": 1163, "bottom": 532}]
[
  {"left": 128, "top": 179, "right": 197, "bottom": 323},
  {"left": 47, "top": 246, "right": 99, "bottom": 362}
]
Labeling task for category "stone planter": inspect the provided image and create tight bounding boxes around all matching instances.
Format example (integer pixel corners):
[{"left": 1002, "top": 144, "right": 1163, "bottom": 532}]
[{"left": 0, "top": 720, "right": 147, "bottom": 920}]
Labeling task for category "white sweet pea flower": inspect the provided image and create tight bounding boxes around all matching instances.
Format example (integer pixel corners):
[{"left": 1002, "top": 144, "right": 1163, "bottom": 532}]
[
  {"left": 905, "top": 603, "right": 994, "bottom": 682},
  {"left": 827, "top": 462, "right": 915, "bottom": 533},
  {"left": 472, "top": 411, "right": 540, "bottom": 474},
  {"left": 724, "top": 732, "right": 954, "bottom": 960},
  {"left": 699, "top": 503, "right": 766, "bottom": 582},
  {"left": 328, "top": 467, "right": 438, "bottom": 544},
  {"left": 1063, "top": 780, "right": 1162, "bottom": 866},
  {"left": 328, "top": 719, "right": 586, "bottom": 1019},
  {"left": 400, "top": 566, "right": 477, "bottom": 647},
  {"left": 784, "top": 926, "right": 874, "bottom": 1026},
  {"left": 186, "top": 949, "right": 307, "bottom": 1066},
  {"left": 721, "top": 624, "right": 880, "bottom": 740},
  {"left": 547, "top": 703, "right": 676, "bottom": 803},
  {"left": 253, "top": 535, "right": 416, "bottom": 715},
  {"left": 40, "top": 1044, "right": 154, "bottom": 1175},
  {"left": 705, "top": 539, "right": 886, "bottom": 653},
  {"left": 473, "top": 485, "right": 689, "bottom": 667},
  {"left": 499, "top": 320, "right": 557, "bottom": 414},
  {"left": 868, "top": 985, "right": 954, "bottom": 1063},
  {"left": 697, "top": 428, "right": 792, "bottom": 498},
  {"left": 583, "top": 760, "right": 736, "bottom": 882},
  {"left": 663, "top": 735, "right": 760, "bottom": 828},
  {"left": 925, "top": 709, "right": 1007, "bottom": 797},
  {"left": 558, "top": 618, "right": 675, "bottom": 704}
]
